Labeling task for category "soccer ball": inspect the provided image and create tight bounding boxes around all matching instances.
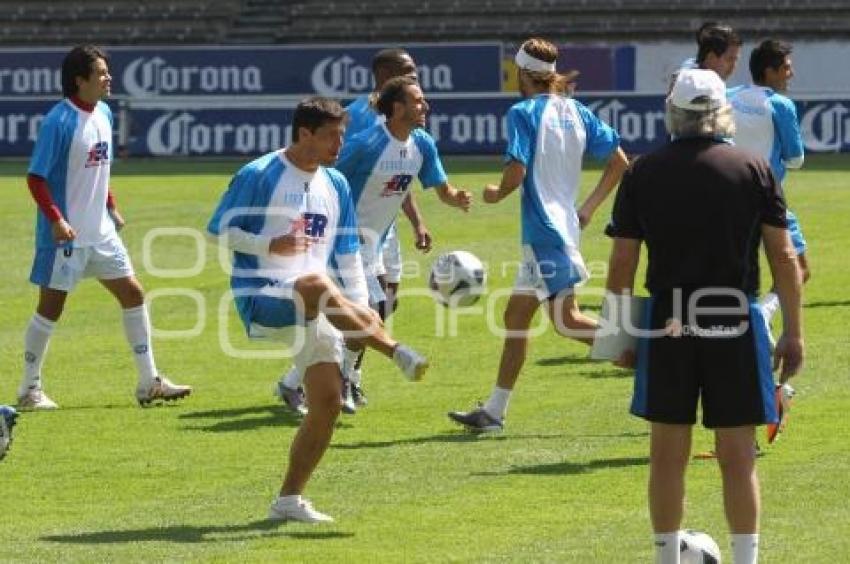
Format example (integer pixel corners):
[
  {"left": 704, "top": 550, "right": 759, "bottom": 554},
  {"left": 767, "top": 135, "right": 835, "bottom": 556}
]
[
  {"left": 680, "top": 530, "right": 721, "bottom": 564},
  {"left": 429, "top": 251, "right": 486, "bottom": 307}
]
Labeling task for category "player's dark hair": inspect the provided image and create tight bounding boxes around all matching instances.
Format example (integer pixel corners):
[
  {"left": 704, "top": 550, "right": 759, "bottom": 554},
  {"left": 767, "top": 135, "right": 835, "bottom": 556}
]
[
  {"left": 372, "top": 48, "right": 413, "bottom": 75},
  {"left": 291, "top": 97, "right": 345, "bottom": 142},
  {"left": 61, "top": 45, "right": 108, "bottom": 97},
  {"left": 376, "top": 75, "right": 417, "bottom": 119},
  {"left": 750, "top": 39, "right": 793, "bottom": 83},
  {"left": 696, "top": 24, "right": 741, "bottom": 64}
]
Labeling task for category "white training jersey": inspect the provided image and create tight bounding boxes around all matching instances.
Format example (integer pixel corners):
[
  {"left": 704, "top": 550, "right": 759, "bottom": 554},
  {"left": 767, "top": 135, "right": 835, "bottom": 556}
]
[
  {"left": 29, "top": 99, "right": 116, "bottom": 248},
  {"left": 334, "top": 122, "right": 447, "bottom": 255},
  {"left": 727, "top": 85, "right": 804, "bottom": 184},
  {"left": 505, "top": 94, "right": 620, "bottom": 249},
  {"left": 207, "top": 151, "right": 359, "bottom": 296}
]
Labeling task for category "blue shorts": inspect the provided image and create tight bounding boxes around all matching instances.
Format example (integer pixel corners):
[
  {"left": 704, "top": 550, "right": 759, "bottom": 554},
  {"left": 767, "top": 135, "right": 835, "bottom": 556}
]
[{"left": 786, "top": 209, "right": 806, "bottom": 255}]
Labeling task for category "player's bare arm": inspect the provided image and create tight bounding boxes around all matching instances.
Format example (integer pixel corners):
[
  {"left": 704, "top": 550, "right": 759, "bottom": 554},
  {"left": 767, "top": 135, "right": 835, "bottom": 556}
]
[
  {"left": 483, "top": 160, "right": 524, "bottom": 204},
  {"left": 578, "top": 147, "right": 629, "bottom": 229},
  {"left": 436, "top": 183, "right": 472, "bottom": 211}
]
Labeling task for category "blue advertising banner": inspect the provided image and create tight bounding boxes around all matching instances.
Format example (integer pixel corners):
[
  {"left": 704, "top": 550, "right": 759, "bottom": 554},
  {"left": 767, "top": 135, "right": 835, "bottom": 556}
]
[
  {"left": 0, "top": 44, "right": 502, "bottom": 98},
  {"left": 2, "top": 96, "right": 849, "bottom": 157}
]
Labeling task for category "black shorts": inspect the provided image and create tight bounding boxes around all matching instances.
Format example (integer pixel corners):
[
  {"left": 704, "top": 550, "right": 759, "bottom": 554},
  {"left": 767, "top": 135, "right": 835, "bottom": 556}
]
[{"left": 630, "top": 291, "right": 778, "bottom": 428}]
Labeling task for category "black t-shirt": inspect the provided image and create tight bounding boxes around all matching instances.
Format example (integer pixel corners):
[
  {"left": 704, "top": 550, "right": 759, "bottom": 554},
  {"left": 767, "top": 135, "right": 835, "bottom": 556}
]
[{"left": 605, "top": 137, "right": 787, "bottom": 296}]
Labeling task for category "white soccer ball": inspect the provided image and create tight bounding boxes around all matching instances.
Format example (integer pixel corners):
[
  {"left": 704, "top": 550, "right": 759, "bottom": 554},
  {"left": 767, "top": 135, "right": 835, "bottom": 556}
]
[
  {"left": 680, "top": 530, "right": 722, "bottom": 564},
  {"left": 429, "top": 250, "right": 486, "bottom": 307}
]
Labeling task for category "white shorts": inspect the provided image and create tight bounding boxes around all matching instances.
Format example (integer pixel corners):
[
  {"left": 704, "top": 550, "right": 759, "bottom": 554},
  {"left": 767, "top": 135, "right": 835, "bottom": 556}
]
[
  {"left": 514, "top": 244, "right": 589, "bottom": 301},
  {"left": 359, "top": 242, "right": 388, "bottom": 306},
  {"left": 380, "top": 223, "right": 403, "bottom": 284},
  {"left": 29, "top": 236, "right": 135, "bottom": 291},
  {"left": 241, "top": 282, "right": 345, "bottom": 372}
]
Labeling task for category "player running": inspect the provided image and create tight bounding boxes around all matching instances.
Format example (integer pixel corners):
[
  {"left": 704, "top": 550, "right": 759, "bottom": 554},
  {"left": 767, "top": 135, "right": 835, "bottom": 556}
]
[
  {"left": 18, "top": 45, "right": 191, "bottom": 409},
  {"left": 208, "top": 97, "right": 428, "bottom": 523},
  {"left": 448, "top": 37, "right": 628, "bottom": 433}
]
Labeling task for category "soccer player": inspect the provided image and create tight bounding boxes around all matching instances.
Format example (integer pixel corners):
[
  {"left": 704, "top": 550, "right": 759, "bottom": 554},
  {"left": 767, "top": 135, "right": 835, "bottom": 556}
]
[
  {"left": 448, "top": 38, "right": 628, "bottom": 432},
  {"left": 276, "top": 75, "right": 471, "bottom": 416},
  {"left": 18, "top": 45, "right": 191, "bottom": 409},
  {"left": 0, "top": 405, "right": 18, "bottom": 461},
  {"left": 671, "top": 22, "right": 742, "bottom": 89},
  {"left": 606, "top": 69, "right": 803, "bottom": 564},
  {"left": 208, "top": 97, "right": 428, "bottom": 523},
  {"left": 276, "top": 48, "right": 432, "bottom": 413},
  {"left": 728, "top": 40, "right": 808, "bottom": 332}
]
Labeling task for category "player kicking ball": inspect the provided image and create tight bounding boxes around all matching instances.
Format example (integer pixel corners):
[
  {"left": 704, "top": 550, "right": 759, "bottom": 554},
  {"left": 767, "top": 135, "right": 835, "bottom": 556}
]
[
  {"left": 208, "top": 97, "right": 428, "bottom": 523},
  {"left": 18, "top": 45, "right": 190, "bottom": 409}
]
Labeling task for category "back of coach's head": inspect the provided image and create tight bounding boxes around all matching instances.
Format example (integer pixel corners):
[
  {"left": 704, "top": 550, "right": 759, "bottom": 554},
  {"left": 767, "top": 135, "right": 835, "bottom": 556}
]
[
  {"left": 665, "top": 69, "right": 735, "bottom": 139},
  {"left": 62, "top": 45, "right": 107, "bottom": 98},
  {"left": 291, "top": 97, "right": 345, "bottom": 142}
]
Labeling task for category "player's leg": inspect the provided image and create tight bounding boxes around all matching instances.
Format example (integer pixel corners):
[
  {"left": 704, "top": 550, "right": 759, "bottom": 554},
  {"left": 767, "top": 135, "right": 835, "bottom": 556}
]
[
  {"left": 20, "top": 243, "right": 77, "bottom": 409},
  {"left": 381, "top": 223, "right": 403, "bottom": 317},
  {"left": 293, "top": 273, "right": 427, "bottom": 380},
  {"left": 715, "top": 426, "right": 761, "bottom": 563},
  {"left": 545, "top": 291, "right": 597, "bottom": 346},
  {"left": 448, "top": 291, "right": 539, "bottom": 432},
  {"left": 100, "top": 275, "right": 192, "bottom": 405},
  {"left": 269, "top": 361, "right": 342, "bottom": 523},
  {"left": 93, "top": 237, "right": 191, "bottom": 404},
  {"left": 648, "top": 422, "right": 692, "bottom": 563}
]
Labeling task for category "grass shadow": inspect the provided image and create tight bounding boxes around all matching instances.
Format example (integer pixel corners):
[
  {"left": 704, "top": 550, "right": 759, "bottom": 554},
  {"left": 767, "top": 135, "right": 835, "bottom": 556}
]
[
  {"left": 575, "top": 368, "right": 634, "bottom": 379},
  {"left": 804, "top": 300, "right": 850, "bottom": 309},
  {"left": 536, "top": 355, "right": 600, "bottom": 367},
  {"left": 332, "top": 432, "right": 565, "bottom": 450},
  {"left": 41, "top": 520, "right": 353, "bottom": 544},
  {"left": 179, "top": 405, "right": 305, "bottom": 432},
  {"left": 472, "top": 455, "right": 649, "bottom": 477}
]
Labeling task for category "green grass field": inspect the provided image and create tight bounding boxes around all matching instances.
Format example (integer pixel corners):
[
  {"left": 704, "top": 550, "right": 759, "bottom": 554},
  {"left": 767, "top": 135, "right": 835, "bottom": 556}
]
[{"left": 1, "top": 155, "right": 848, "bottom": 562}]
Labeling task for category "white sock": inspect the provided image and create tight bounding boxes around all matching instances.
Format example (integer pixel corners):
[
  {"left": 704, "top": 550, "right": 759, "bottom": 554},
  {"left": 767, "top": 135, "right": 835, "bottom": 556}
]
[
  {"left": 344, "top": 348, "right": 362, "bottom": 384},
  {"left": 732, "top": 533, "right": 759, "bottom": 564},
  {"left": 760, "top": 292, "right": 780, "bottom": 323},
  {"left": 275, "top": 494, "right": 301, "bottom": 505},
  {"left": 483, "top": 386, "right": 511, "bottom": 419},
  {"left": 282, "top": 366, "right": 303, "bottom": 389},
  {"left": 122, "top": 305, "right": 158, "bottom": 387},
  {"left": 20, "top": 313, "right": 55, "bottom": 396},
  {"left": 654, "top": 531, "right": 681, "bottom": 564}
]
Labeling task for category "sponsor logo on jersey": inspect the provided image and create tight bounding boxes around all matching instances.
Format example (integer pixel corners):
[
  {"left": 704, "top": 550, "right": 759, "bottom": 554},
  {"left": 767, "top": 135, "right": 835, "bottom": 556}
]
[
  {"left": 85, "top": 141, "right": 109, "bottom": 167},
  {"left": 293, "top": 213, "right": 329, "bottom": 239},
  {"left": 381, "top": 174, "right": 414, "bottom": 197}
]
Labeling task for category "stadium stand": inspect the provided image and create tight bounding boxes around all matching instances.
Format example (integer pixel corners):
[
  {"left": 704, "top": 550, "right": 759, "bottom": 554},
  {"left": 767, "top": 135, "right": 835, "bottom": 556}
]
[{"left": 0, "top": 0, "right": 848, "bottom": 45}]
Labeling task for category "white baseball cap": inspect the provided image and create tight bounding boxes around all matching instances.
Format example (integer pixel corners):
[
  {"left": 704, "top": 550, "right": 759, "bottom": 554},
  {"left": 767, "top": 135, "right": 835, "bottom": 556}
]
[{"left": 669, "top": 68, "right": 726, "bottom": 111}]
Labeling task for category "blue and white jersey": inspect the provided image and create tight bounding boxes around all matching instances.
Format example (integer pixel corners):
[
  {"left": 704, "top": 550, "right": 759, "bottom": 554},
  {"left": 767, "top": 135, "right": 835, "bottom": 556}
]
[
  {"left": 207, "top": 151, "right": 359, "bottom": 315},
  {"left": 29, "top": 99, "right": 115, "bottom": 249},
  {"left": 344, "top": 95, "right": 383, "bottom": 141},
  {"left": 335, "top": 122, "right": 447, "bottom": 254},
  {"left": 727, "top": 85, "right": 804, "bottom": 183},
  {"left": 505, "top": 94, "right": 620, "bottom": 249}
]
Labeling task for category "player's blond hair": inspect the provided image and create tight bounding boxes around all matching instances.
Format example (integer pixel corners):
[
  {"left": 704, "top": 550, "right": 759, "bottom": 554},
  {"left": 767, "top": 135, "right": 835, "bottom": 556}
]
[{"left": 518, "top": 38, "right": 578, "bottom": 95}]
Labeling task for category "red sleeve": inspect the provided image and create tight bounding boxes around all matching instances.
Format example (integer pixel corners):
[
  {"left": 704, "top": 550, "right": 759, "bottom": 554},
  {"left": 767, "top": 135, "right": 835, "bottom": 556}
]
[
  {"left": 106, "top": 189, "right": 116, "bottom": 210},
  {"left": 27, "top": 173, "right": 62, "bottom": 223}
]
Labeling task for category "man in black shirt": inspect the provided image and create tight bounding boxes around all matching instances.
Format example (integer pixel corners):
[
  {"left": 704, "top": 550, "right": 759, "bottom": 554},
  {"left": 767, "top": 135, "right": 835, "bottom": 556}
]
[{"left": 605, "top": 69, "right": 803, "bottom": 564}]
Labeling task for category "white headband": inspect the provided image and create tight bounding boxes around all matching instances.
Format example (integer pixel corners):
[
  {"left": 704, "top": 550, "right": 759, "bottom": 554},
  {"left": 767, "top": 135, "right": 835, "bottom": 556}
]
[{"left": 515, "top": 48, "right": 556, "bottom": 73}]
